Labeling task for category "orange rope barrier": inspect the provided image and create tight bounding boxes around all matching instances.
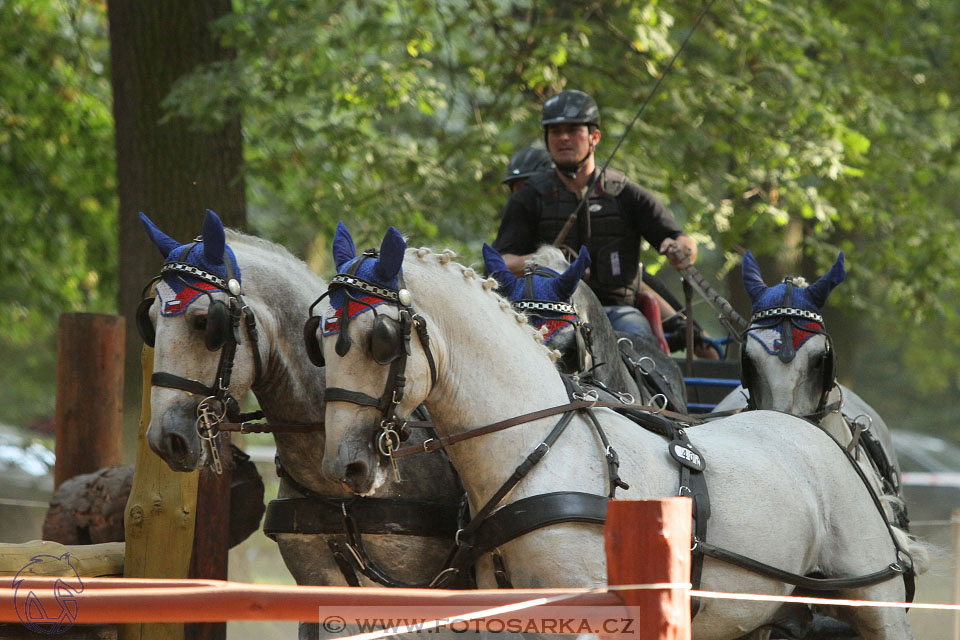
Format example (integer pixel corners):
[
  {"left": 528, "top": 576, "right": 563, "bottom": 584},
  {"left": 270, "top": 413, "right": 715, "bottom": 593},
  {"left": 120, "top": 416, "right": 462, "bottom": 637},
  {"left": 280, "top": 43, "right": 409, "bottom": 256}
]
[{"left": 0, "top": 577, "right": 626, "bottom": 624}]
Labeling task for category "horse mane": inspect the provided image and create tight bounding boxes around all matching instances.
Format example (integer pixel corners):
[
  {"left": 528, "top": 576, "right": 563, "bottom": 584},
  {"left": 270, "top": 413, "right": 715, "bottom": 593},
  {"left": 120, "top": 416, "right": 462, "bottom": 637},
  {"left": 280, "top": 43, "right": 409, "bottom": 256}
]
[
  {"left": 407, "top": 247, "right": 559, "bottom": 357},
  {"left": 527, "top": 245, "right": 568, "bottom": 271},
  {"left": 224, "top": 228, "right": 323, "bottom": 286}
]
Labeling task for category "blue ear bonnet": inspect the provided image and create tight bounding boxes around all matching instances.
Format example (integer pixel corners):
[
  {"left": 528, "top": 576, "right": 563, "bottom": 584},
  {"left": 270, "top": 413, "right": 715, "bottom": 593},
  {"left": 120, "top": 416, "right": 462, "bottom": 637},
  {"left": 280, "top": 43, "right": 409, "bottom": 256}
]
[
  {"left": 140, "top": 210, "right": 241, "bottom": 316},
  {"left": 482, "top": 243, "right": 590, "bottom": 304},
  {"left": 742, "top": 249, "right": 845, "bottom": 317},
  {"left": 329, "top": 255, "right": 401, "bottom": 310},
  {"left": 500, "top": 266, "right": 561, "bottom": 301},
  {"left": 329, "top": 222, "right": 406, "bottom": 311},
  {"left": 750, "top": 283, "right": 821, "bottom": 315},
  {"left": 164, "top": 243, "right": 240, "bottom": 283}
]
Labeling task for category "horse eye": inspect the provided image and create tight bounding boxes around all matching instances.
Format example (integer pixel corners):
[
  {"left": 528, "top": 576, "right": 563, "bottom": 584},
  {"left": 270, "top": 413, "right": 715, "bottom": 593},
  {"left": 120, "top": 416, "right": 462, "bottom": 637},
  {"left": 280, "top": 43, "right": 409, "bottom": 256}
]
[{"left": 191, "top": 315, "right": 208, "bottom": 331}]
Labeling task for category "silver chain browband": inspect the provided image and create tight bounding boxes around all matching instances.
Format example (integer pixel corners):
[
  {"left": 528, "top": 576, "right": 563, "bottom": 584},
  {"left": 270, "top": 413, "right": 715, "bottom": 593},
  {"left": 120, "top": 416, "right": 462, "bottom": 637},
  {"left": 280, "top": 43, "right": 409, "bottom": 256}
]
[
  {"left": 750, "top": 307, "right": 824, "bottom": 324},
  {"left": 329, "top": 274, "right": 400, "bottom": 303},
  {"left": 160, "top": 262, "right": 228, "bottom": 290},
  {"left": 512, "top": 300, "right": 577, "bottom": 315}
]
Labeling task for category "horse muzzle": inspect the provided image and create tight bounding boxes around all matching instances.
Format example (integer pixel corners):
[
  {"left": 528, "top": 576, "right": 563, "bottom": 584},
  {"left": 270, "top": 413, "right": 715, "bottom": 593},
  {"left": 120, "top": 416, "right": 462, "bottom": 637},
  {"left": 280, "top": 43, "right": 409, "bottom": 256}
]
[{"left": 147, "top": 404, "right": 204, "bottom": 472}]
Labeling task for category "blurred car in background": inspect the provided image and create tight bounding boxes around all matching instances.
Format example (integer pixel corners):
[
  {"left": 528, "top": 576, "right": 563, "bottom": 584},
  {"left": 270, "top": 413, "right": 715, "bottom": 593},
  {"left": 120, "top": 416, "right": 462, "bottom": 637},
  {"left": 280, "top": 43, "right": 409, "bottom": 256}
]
[
  {"left": 0, "top": 423, "right": 54, "bottom": 542},
  {"left": 891, "top": 430, "right": 960, "bottom": 524}
]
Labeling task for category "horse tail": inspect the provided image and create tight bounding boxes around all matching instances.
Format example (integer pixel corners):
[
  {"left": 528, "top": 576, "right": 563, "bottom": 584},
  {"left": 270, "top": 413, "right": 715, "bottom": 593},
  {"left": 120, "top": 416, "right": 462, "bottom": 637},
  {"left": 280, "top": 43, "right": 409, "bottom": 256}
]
[{"left": 884, "top": 496, "right": 933, "bottom": 577}]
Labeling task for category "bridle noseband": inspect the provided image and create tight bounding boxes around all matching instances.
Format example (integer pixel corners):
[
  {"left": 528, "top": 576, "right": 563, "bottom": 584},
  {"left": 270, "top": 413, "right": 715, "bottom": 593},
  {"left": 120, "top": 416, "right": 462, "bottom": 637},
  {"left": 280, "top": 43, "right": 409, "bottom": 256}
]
[{"left": 305, "top": 251, "right": 438, "bottom": 462}]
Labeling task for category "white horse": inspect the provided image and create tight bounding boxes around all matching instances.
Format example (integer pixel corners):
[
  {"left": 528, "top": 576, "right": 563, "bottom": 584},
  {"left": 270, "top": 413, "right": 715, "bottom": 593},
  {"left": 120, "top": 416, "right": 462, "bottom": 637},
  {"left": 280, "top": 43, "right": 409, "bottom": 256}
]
[
  {"left": 138, "top": 212, "right": 463, "bottom": 639},
  {"left": 483, "top": 243, "right": 687, "bottom": 411},
  {"left": 713, "top": 252, "right": 905, "bottom": 524},
  {"left": 316, "top": 223, "right": 923, "bottom": 640}
]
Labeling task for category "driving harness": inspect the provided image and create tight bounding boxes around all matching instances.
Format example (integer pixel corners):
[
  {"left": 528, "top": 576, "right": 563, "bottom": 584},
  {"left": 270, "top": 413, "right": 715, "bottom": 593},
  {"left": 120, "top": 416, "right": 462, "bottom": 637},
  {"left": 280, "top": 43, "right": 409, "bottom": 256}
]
[
  {"left": 318, "top": 264, "right": 916, "bottom": 609},
  {"left": 137, "top": 243, "right": 266, "bottom": 472},
  {"left": 139, "top": 247, "right": 466, "bottom": 589},
  {"left": 740, "top": 280, "right": 904, "bottom": 513}
]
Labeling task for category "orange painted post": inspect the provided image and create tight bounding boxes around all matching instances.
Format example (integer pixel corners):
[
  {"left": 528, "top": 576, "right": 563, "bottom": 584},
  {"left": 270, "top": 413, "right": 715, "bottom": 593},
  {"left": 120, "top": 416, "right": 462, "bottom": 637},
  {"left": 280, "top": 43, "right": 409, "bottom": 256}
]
[
  {"left": 54, "top": 313, "right": 125, "bottom": 489},
  {"left": 604, "top": 498, "right": 692, "bottom": 640}
]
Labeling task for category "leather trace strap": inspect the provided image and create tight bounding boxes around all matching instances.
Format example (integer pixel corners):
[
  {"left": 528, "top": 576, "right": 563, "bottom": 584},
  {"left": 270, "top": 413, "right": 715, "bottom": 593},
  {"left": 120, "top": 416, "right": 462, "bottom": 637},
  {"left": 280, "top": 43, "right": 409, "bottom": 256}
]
[{"left": 393, "top": 398, "right": 701, "bottom": 458}]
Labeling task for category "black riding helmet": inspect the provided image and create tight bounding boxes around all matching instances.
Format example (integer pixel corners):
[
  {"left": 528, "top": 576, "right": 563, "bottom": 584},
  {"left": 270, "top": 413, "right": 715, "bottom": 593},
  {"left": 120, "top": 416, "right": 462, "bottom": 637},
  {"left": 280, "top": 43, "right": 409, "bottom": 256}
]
[
  {"left": 541, "top": 90, "right": 600, "bottom": 128},
  {"left": 502, "top": 147, "right": 554, "bottom": 185}
]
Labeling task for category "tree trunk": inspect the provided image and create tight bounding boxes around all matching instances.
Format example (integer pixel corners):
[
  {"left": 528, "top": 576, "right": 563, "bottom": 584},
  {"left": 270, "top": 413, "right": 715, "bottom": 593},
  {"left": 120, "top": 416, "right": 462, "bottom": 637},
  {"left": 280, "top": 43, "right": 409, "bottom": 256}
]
[{"left": 107, "top": 0, "right": 247, "bottom": 455}]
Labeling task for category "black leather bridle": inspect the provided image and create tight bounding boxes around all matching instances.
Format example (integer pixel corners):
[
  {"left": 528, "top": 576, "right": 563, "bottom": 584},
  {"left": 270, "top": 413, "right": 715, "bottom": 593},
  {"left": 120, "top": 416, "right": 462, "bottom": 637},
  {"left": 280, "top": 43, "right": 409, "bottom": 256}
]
[
  {"left": 138, "top": 250, "right": 265, "bottom": 472},
  {"left": 740, "top": 280, "right": 837, "bottom": 415},
  {"left": 304, "top": 251, "right": 438, "bottom": 458}
]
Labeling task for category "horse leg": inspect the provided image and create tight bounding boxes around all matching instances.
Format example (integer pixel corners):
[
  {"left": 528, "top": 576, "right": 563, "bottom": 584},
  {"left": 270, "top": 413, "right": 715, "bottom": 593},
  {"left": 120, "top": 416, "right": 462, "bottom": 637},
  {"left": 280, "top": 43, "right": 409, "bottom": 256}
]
[{"left": 836, "top": 580, "right": 912, "bottom": 639}]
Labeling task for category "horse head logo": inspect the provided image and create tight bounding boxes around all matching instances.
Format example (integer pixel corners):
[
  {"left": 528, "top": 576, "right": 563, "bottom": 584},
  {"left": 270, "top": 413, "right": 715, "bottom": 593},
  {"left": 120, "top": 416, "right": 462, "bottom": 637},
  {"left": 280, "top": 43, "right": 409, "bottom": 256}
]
[{"left": 12, "top": 553, "right": 84, "bottom": 634}]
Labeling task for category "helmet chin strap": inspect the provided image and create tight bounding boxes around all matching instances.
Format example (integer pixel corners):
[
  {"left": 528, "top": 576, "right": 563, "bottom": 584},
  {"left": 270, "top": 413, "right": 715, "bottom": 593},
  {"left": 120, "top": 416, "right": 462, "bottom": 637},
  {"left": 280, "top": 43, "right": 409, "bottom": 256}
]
[{"left": 556, "top": 143, "right": 595, "bottom": 179}]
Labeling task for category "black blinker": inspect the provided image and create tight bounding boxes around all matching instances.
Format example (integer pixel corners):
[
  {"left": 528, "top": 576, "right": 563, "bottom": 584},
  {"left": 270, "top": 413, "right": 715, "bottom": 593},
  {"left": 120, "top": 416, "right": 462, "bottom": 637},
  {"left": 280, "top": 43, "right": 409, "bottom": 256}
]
[
  {"left": 136, "top": 296, "right": 157, "bottom": 347},
  {"left": 371, "top": 314, "right": 403, "bottom": 365},
  {"left": 303, "top": 315, "right": 325, "bottom": 367},
  {"left": 205, "top": 299, "right": 231, "bottom": 351}
]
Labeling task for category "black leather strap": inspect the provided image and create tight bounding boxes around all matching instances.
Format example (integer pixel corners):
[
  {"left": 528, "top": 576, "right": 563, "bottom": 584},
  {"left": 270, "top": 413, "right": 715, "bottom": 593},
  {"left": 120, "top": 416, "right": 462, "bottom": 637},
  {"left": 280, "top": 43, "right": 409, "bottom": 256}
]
[
  {"left": 324, "top": 387, "right": 384, "bottom": 409},
  {"left": 466, "top": 491, "right": 608, "bottom": 563},
  {"left": 263, "top": 497, "right": 460, "bottom": 539},
  {"left": 151, "top": 372, "right": 215, "bottom": 397},
  {"left": 697, "top": 540, "right": 905, "bottom": 591}
]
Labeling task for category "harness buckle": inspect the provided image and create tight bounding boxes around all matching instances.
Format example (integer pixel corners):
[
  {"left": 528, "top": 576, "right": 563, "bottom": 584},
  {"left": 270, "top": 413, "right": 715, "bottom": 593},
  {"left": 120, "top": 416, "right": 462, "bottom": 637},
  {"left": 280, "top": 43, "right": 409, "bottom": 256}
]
[{"left": 422, "top": 438, "right": 438, "bottom": 453}]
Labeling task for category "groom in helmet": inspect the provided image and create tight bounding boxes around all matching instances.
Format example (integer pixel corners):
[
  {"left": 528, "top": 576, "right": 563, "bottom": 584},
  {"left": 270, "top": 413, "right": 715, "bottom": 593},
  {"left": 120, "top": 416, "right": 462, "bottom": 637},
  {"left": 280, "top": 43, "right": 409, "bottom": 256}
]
[{"left": 492, "top": 89, "right": 698, "bottom": 339}]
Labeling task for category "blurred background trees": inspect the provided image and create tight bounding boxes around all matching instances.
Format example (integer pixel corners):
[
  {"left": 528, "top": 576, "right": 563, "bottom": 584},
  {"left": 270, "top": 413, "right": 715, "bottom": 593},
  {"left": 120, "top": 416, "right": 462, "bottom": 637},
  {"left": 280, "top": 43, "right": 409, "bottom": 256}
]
[{"left": 1, "top": 0, "right": 957, "bottom": 441}]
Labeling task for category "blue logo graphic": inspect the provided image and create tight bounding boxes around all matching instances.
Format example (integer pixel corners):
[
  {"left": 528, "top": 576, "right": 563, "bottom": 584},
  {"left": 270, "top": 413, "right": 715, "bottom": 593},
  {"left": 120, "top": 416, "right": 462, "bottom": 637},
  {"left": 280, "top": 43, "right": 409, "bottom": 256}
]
[{"left": 11, "top": 553, "right": 84, "bottom": 634}]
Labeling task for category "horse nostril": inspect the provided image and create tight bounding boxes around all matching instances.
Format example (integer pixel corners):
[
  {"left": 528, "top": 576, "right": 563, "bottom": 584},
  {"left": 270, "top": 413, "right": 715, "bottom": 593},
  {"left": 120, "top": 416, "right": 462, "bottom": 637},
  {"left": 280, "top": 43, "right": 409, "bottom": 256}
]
[
  {"left": 165, "top": 432, "right": 189, "bottom": 459},
  {"left": 342, "top": 461, "right": 369, "bottom": 490}
]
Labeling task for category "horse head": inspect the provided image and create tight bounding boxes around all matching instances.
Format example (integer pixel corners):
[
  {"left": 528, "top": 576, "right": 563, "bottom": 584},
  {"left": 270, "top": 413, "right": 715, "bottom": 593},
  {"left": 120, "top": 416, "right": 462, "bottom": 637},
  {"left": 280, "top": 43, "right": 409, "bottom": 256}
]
[
  {"left": 313, "top": 222, "right": 437, "bottom": 494},
  {"left": 483, "top": 243, "right": 591, "bottom": 374},
  {"left": 740, "top": 249, "right": 845, "bottom": 414},
  {"left": 139, "top": 210, "right": 262, "bottom": 471}
]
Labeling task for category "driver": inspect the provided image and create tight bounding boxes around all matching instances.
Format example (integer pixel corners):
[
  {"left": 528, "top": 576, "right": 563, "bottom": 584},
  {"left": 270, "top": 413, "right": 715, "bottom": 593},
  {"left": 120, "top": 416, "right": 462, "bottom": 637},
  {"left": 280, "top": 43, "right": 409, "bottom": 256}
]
[{"left": 492, "top": 89, "right": 697, "bottom": 340}]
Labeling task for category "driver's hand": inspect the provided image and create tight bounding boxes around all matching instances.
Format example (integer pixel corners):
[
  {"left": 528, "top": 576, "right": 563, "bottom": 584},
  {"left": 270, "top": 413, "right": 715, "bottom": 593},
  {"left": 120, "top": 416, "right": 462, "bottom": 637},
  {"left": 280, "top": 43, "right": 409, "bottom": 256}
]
[{"left": 659, "top": 238, "right": 692, "bottom": 269}]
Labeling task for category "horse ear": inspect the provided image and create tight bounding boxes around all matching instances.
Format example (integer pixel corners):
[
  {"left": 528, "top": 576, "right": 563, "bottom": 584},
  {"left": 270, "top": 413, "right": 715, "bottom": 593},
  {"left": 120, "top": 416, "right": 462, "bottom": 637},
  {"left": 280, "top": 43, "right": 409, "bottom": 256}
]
[
  {"left": 481, "top": 244, "right": 518, "bottom": 293},
  {"left": 139, "top": 212, "right": 180, "bottom": 259},
  {"left": 373, "top": 226, "right": 406, "bottom": 282},
  {"left": 554, "top": 245, "right": 591, "bottom": 300},
  {"left": 332, "top": 221, "right": 356, "bottom": 269},
  {"left": 202, "top": 209, "right": 226, "bottom": 266},
  {"left": 741, "top": 250, "right": 768, "bottom": 305},
  {"left": 806, "top": 252, "right": 845, "bottom": 309}
]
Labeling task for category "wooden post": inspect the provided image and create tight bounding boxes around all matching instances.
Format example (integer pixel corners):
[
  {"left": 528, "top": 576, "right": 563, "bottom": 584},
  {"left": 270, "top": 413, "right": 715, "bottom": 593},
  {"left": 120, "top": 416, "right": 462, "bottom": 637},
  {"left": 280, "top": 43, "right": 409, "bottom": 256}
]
[
  {"left": 54, "top": 313, "right": 125, "bottom": 489},
  {"left": 185, "top": 450, "right": 231, "bottom": 640},
  {"left": 120, "top": 345, "right": 198, "bottom": 640},
  {"left": 604, "top": 498, "right": 692, "bottom": 640}
]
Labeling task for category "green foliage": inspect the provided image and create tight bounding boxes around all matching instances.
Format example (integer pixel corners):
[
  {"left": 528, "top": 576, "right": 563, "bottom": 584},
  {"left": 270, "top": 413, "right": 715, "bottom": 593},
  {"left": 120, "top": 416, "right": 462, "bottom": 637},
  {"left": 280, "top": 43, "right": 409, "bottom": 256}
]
[
  {"left": 0, "top": 0, "right": 117, "bottom": 346},
  {"left": 0, "top": 0, "right": 115, "bottom": 424},
  {"left": 4, "top": 0, "right": 959, "bottom": 429}
]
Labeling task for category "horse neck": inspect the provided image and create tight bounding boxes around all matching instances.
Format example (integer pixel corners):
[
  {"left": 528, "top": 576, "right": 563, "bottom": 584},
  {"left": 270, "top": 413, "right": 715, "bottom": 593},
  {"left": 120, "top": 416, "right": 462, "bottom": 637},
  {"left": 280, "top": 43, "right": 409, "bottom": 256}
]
[
  {"left": 403, "top": 255, "right": 573, "bottom": 494},
  {"left": 234, "top": 241, "right": 326, "bottom": 425}
]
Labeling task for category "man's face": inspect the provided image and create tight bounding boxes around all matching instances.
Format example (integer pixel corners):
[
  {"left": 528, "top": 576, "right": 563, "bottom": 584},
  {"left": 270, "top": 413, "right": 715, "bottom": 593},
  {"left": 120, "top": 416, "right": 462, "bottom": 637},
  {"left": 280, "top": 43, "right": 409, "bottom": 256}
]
[
  {"left": 509, "top": 178, "right": 527, "bottom": 193},
  {"left": 546, "top": 123, "right": 600, "bottom": 167}
]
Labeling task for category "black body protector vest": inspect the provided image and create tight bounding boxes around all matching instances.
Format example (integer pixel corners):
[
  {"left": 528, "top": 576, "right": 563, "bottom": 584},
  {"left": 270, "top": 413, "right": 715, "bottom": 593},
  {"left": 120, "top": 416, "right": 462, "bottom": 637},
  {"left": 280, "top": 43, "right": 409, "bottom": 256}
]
[{"left": 528, "top": 169, "right": 637, "bottom": 306}]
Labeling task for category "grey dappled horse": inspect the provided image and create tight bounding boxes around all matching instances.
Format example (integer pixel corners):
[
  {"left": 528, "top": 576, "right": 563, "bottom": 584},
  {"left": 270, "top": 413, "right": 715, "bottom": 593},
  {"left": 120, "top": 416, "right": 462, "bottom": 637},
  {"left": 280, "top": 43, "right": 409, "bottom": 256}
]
[
  {"left": 138, "top": 211, "right": 462, "bottom": 640},
  {"left": 483, "top": 243, "right": 687, "bottom": 411},
  {"left": 714, "top": 251, "right": 905, "bottom": 520}
]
